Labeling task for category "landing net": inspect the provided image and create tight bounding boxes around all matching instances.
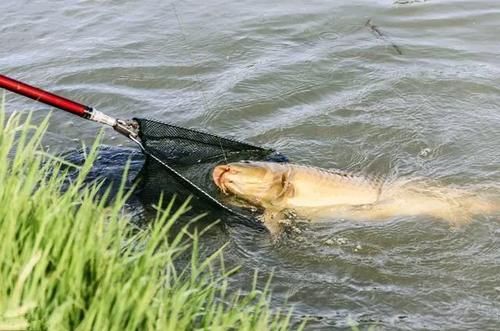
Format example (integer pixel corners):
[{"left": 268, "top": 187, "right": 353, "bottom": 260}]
[{"left": 134, "top": 118, "right": 288, "bottom": 229}]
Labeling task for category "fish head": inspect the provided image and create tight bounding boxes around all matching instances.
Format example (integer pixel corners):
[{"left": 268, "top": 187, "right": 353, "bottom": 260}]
[{"left": 212, "top": 161, "right": 292, "bottom": 208}]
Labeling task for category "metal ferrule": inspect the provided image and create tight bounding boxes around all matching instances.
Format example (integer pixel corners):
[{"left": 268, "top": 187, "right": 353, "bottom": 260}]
[
  {"left": 89, "top": 109, "right": 117, "bottom": 127},
  {"left": 89, "top": 109, "right": 139, "bottom": 139},
  {"left": 113, "top": 119, "right": 139, "bottom": 139}
]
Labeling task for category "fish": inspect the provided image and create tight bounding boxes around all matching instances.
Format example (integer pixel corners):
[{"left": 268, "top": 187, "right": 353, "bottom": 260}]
[{"left": 212, "top": 161, "right": 499, "bottom": 234}]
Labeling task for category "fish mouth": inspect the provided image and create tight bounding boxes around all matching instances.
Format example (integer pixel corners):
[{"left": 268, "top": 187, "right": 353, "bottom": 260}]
[{"left": 212, "top": 165, "right": 230, "bottom": 194}]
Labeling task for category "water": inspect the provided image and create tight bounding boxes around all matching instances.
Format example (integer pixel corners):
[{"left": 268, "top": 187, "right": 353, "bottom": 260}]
[{"left": 2, "top": 0, "right": 499, "bottom": 329}]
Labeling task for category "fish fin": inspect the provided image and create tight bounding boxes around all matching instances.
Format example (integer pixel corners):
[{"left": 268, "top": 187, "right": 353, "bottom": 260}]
[
  {"left": 261, "top": 210, "right": 285, "bottom": 236},
  {"left": 277, "top": 171, "right": 294, "bottom": 199}
]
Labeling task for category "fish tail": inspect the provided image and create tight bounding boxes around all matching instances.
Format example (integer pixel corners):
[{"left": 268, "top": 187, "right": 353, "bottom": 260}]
[{"left": 459, "top": 196, "right": 499, "bottom": 216}]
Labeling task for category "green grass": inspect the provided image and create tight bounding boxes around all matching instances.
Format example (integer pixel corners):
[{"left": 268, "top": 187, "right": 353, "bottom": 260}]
[{"left": 0, "top": 103, "right": 295, "bottom": 330}]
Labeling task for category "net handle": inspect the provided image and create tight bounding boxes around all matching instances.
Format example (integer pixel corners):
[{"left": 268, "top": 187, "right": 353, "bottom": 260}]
[
  {"left": 0, "top": 73, "right": 138, "bottom": 138},
  {"left": 0, "top": 74, "right": 93, "bottom": 118}
]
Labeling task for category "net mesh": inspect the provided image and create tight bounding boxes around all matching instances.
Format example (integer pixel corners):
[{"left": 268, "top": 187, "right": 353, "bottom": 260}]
[{"left": 135, "top": 118, "right": 288, "bottom": 228}]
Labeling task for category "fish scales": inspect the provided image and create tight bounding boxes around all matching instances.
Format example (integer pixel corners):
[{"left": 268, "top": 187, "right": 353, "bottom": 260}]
[
  {"left": 287, "top": 163, "right": 382, "bottom": 188},
  {"left": 281, "top": 163, "right": 383, "bottom": 207},
  {"left": 212, "top": 161, "right": 500, "bottom": 232}
]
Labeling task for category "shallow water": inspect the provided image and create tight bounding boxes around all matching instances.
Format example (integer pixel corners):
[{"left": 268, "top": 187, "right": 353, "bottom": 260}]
[{"left": 2, "top": 0, "right": 500, "bottom": 329}]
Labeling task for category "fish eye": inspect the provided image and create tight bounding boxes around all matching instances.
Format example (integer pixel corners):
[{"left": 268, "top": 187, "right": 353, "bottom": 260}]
[{"left": 241, "top": 160, "right": 251, "bottom": 164}]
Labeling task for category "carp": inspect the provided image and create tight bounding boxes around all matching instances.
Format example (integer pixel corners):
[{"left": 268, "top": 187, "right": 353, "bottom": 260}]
[{"left": 212, "top": 161, "right": 498, "bottom": 234}]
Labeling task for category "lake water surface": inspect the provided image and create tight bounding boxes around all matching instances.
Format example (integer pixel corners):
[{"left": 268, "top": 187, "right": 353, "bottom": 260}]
[{"left": 2, "top": 0, "right": 499, "bottom": 329}]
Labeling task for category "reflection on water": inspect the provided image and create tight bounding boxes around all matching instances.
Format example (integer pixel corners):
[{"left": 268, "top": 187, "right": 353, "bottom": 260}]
[{"left": 2, "top": 0, "right": 499, "bottom": 329}]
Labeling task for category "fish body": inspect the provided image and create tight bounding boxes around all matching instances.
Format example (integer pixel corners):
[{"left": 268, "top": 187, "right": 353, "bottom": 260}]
[
  {"left": 213, "top": 161, "right": 381, "bottom": 208},
  {"left": 212, "top": 161, "right": 498, "bottom": 233},
  {"left": 284, "top": 164, "right": 381, "bottom": 208}
]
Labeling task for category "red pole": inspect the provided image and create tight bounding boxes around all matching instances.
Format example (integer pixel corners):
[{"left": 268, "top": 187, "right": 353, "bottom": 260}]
[
  {"left": 0, "top": 73, "right": 139, "bottom": 138},
  {"left": 0, "top": 74, "right": 92, "bottom": 118}
]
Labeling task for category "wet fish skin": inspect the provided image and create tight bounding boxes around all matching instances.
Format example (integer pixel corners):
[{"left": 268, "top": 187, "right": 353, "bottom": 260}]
[
  {"left": 213, "top": 161, "right": 382, "bottom": 208},
  {"left": 212, "top": 161, "right": 499, "bottom": 233}
]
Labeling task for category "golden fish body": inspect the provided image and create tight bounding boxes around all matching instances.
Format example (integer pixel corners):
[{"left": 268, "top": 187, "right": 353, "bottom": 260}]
[
  {"left": 213, "top": 161, "right": 381, "bottom": 209},
  {"left": 277, "top": 164, "right": 381, "bottom": 208},
  {"left": 212, "top": 161, "right": 498, "bottom": 232}
]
